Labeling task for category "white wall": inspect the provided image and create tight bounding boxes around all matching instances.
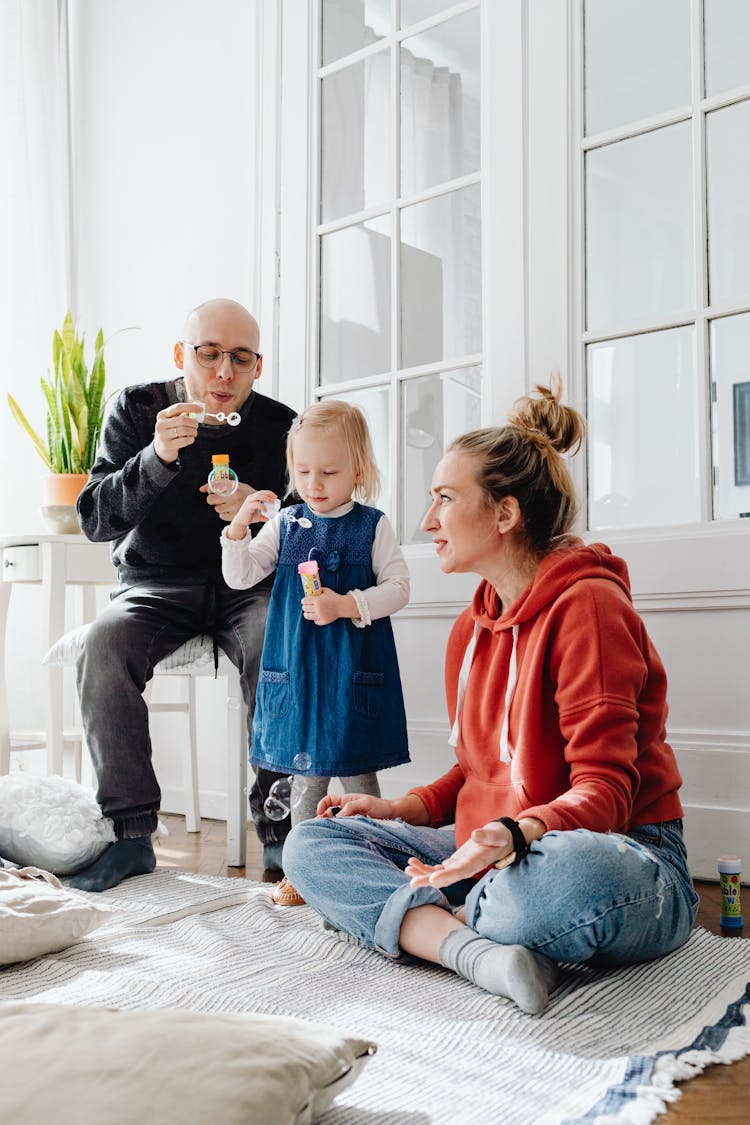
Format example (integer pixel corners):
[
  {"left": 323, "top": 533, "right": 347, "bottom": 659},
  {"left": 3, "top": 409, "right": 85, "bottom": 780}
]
[{"left": 4, "top": 0, "right": 271, "bottom": 815}]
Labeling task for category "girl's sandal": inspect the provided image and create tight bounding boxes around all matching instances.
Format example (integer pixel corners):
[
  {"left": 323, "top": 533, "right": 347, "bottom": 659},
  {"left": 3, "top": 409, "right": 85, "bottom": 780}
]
[{"left": 271, "top": 876, "right": 306, "bottom": 906}]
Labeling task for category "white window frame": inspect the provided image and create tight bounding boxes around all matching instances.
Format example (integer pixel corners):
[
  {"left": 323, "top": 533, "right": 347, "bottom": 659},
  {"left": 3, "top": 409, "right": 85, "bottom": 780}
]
[
  {"left": 572, "top": 0, "right": 750, "bottom": 535},
  {"left": 271, "top": 0, "right": 528, "bottom": 581}
]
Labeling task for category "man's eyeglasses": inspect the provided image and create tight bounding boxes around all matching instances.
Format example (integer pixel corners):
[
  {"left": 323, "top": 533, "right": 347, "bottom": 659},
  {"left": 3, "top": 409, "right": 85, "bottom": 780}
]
[{"left": 182, "top": 341, "right": 261, "bottom": 373}]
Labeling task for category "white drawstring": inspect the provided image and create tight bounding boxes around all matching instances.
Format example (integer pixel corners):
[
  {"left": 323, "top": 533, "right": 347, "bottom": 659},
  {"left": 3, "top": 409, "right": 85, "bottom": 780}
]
[
  {"left": 449, "top": 622, "right": 520, "bottom": 763},
  {"left": 498, "top": 624, "right": 519, "bottom": 763},
  {"left": 448, "top": 624, "right": 479, "bottom": 748}
]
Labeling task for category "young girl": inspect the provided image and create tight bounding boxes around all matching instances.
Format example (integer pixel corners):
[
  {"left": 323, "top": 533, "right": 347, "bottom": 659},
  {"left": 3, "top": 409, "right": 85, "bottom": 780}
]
[{"left": 222, "top": 400, "right": 410, "bottom": 904}]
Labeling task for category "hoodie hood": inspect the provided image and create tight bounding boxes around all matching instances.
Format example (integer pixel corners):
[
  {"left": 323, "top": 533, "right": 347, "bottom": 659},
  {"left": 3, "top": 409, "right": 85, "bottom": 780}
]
[{"left": 472, "top": 540, "right": 633, "bottom": 633}]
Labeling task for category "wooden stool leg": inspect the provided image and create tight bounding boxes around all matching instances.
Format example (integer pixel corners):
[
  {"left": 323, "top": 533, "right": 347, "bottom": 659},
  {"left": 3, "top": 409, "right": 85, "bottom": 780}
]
[
  {"left": 226, "top": 669, "right": 247, "bottom": 867},
  {"left": 183, "top": 676, "right": 201, "bottom": 833}
]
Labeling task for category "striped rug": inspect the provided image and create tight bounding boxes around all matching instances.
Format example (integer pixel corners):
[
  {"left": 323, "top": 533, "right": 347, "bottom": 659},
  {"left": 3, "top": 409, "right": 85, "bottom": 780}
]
[{"left": 1, "top": 869, "right": 749, "bottom": 1124}]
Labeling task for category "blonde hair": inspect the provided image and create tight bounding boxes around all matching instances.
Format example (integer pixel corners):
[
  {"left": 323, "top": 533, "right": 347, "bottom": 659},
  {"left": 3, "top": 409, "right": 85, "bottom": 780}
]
[
  {"left": 448, "top": 374, "right": 586, "bottom": 556},
  {"left": 286, "top": 400, "right": 382, "bottom": 504}
]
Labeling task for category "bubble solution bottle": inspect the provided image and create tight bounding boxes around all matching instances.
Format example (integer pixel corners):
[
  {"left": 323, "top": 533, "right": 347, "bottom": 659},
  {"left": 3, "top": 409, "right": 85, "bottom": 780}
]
[
  {"left": 298, "top": 559, "right": 322, "bottom": 596},
  {"left": 207, "top": 454, "right": 238, "bottom": 496},
  {"left": 718, "top": 855, "right": 743, "bottom": 934}
]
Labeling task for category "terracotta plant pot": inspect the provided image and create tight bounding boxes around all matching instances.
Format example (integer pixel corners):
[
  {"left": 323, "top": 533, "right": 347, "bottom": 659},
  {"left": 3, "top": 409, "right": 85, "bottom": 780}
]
[{"left": 41, "top": 473, "right": 89, "bottom": 535}]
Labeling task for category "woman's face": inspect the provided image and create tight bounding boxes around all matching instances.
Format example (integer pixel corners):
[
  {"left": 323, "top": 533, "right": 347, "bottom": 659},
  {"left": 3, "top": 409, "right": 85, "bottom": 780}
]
[{"left": 421, "top": 449, "right": 501, "bottom": 576}]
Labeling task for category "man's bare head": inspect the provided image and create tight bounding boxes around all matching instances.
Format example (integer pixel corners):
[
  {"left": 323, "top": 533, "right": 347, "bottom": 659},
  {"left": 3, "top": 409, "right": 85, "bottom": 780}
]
[{"left": 174, "top": 299, "right": 263, "bottom": 422}]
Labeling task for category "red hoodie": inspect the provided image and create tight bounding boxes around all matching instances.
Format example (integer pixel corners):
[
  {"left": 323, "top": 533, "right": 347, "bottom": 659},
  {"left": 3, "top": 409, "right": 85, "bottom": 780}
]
[{"left": 409, "top": 541, "right": 683, "bottom": 849}]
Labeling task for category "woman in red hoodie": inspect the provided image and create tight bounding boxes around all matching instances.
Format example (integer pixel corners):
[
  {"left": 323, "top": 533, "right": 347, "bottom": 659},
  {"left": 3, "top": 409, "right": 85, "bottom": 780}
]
[{"left": 283, "top": 377, "right": 698, "bottom": 1015}]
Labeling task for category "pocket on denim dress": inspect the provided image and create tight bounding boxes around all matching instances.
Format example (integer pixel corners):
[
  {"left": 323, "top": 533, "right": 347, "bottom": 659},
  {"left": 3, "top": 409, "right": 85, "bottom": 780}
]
[
  {"left": 257, "top": 669, "right": 291, "bottom": 718},
  {"left": 352, "top": 671, "right": 384, "bottom": 717}
]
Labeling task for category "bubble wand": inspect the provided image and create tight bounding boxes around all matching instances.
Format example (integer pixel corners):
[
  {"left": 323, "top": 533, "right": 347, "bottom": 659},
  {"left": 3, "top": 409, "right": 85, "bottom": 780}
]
[{"left": 189, "top": 402, "right": 241, "bottom": 426}]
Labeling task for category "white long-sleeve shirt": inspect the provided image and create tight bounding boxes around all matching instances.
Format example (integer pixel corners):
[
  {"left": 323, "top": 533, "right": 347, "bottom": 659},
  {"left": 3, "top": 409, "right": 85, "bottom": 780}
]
[{"left": 221, "top": 501, "right": 410, "bottom": 626}]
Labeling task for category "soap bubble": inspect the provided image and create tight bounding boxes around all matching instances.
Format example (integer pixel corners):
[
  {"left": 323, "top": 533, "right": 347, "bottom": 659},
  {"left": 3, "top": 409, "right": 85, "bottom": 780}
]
[
  {"left": 263, "top": 796, "right": 289, "bottom": 822},
  {"left": 290, "top": 779, "right": 308, "bottom": 810},
  {"left": 293, "top": 752, "right": 312, "bottom": 772},
  {"left": 269, "top": 776, "right": 292, "bottom": 804},
  {"left": 263, "top": 775, "right": 292, "bottom": 821}
]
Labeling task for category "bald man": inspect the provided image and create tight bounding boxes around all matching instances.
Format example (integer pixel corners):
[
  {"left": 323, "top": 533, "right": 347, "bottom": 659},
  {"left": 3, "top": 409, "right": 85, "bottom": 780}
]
[{"left": 73, "top": 299, "right": 297, "bottom": 890}]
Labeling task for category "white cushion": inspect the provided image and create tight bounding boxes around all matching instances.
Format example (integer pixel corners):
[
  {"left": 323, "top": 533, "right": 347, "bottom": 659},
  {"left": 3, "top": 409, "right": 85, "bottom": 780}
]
[
  {"left": 0, "top": 866, "right": 111, "bottom": 965},
  {"left": 44, "top": 625, "right": 216, "bottom": 672},
  {"left": 0, "top": 1002, "right": 376, "bottom": 1124},
  {"left": 0, "top": 774, "right": 116, "bottom": 875}
]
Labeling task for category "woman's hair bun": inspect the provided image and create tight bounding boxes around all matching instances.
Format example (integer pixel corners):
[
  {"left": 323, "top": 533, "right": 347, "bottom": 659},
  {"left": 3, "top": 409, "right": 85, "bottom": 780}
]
[{"left": 508, "top": 372, "right": 586, "bottom": 457}]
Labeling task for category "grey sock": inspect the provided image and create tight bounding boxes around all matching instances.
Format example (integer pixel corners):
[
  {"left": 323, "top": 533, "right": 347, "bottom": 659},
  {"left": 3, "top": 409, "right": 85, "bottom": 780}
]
[
  {"left": 340, "top": 772, "right": 380, "bottom": 797},
  {"left": 291, "top": 776, "right": 330, "bottom": 826},
  {"left": 438, "top": 928, "right": 557, "bottom": 1015}
]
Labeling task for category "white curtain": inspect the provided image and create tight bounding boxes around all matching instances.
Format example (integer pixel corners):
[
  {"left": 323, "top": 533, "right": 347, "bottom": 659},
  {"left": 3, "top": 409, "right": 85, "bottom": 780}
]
[{"left": 0, "top": 0, "right": 71, "bottom": 533}]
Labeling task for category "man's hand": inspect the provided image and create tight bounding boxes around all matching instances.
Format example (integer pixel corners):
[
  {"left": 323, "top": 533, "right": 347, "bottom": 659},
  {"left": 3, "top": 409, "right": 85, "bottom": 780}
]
[
  {"left": 201, "top": 481, "right": 257, "bottom": 523},
  {"left": 153, "top": 402, "right": 203, "bottom": 464}
]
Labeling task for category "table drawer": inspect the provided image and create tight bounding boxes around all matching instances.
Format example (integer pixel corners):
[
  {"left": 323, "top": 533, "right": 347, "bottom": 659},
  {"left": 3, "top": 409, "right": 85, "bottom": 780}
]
[{"left": 2, "top": 545, "right": 41, "bottom": 582}]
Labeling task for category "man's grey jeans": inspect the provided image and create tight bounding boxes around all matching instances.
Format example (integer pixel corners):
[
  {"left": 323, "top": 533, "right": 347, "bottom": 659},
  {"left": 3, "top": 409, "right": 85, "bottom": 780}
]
[{"left": 76, "top": 580, "right": 286, "bottom": 849}]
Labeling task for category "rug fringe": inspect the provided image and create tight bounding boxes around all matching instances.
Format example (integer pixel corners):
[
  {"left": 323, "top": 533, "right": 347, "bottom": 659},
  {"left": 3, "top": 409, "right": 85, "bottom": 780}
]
[
  {"left": 652, "top": 1017, "right": 750, "bottom": 1083},
  {"left": 590, "top": 998, "right": 750, "bottom": 1124}
]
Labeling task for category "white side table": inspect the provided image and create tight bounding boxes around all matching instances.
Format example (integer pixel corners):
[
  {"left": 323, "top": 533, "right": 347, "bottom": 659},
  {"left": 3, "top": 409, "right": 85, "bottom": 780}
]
[{"left": 0, "top": 534, "right": 116, "bottom": 775}]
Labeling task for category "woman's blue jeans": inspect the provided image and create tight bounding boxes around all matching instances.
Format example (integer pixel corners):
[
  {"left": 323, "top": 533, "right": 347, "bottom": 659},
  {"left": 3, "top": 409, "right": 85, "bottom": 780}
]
[{"left": 283, "top": 816, "right": 698, "bottom": 965}]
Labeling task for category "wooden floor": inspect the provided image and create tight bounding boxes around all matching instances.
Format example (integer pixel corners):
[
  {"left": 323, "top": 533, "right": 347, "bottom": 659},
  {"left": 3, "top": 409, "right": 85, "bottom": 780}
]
[{"left": 156, "top": 814, "right": 749, "bottom": 1122}]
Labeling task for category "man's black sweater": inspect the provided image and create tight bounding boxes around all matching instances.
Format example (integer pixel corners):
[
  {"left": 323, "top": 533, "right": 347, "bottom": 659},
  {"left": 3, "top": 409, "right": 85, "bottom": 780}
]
[{"left": 78, "top": 379, "right": 296, "bottom": 587}]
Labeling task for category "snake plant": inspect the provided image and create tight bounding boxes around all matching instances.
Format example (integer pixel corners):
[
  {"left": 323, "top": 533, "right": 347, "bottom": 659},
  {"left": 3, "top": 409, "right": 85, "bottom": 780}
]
[{"left": 8, "top": 310, "right": 115, "bottom": 474}]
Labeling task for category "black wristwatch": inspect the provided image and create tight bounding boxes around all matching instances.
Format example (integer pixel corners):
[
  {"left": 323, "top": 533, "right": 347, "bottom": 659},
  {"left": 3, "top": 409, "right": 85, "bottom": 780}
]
[{"left": 492, "top": 817, "right": 530, "bottom": 869}]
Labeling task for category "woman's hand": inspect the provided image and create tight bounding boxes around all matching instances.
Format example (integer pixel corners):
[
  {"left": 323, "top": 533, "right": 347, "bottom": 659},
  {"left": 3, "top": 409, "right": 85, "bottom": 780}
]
[
  {"left": 316, "top": 793, "right": 396, "bottom": 819},
  {"left": 406, "top": 819, "right": 516, "bottom": 887},
  {"left": 224, "top": 490, "right": 277, "bottom": 540}
]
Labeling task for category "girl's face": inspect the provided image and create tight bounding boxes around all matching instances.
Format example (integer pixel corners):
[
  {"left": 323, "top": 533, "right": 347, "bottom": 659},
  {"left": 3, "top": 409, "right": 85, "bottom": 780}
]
[
  {"left": 292, "top": 426, "right": 358, "bottom": 514},
  {"left": 421, "top": 449, "right": 502, "bottom": 577}
]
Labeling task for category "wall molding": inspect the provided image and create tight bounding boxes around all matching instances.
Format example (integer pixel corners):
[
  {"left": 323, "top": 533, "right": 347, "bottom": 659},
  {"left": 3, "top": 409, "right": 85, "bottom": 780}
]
[{"left": 635, "top": 590, "right": 750, "bottom": 612}]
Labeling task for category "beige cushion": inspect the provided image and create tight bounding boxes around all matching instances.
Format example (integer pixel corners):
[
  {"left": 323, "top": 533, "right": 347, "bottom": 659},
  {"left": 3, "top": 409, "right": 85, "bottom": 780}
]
[
  {"left": 0, "top": 1002, "right": 376, "bottom": 1124},
  {"left": 44, "top": 626, "right": 216, "bottom": 672},
  {"left": 0, "top": 866, "right": 111, "bottom": 965}
]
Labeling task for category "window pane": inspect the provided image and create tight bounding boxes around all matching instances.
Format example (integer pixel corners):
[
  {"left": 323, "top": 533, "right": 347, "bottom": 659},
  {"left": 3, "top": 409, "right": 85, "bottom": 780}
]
[
  {"left": 332, "top": 385, "right": 393, "bottom": 522},
  {"left": 320, "top": 216, "right": 391, "bottom": 385},
  {"left": 402, "top": 366, "right": 482, "bottom": 544},
  {"left": 321, "top": 53, "right": 391, "bottom": 222},
  {"left": 321, "top": 0, "right": 390, "bottom": 66},
  {"left": 585, "top": 124, "right": 693, "bottom": 332},
  {"left": 710, "top": 313, "right": 750, "bottom": 519},
  {"left": 584, "top": 0, "right": 691, "bottom": 135},
  {"left": 706, "top": 100, "right": 750, "bottom": 307},
  {"left": 401, "top": 0, "right": 457, "bottom": 27},
  {"left": 400, "top": 184, "right": 482, "bottom": 368},
  {"left": 704, "top": 0, "right": 750, "bottom": 97},
  {"left": 400, "top": 8, "right": 480, "bottom": 196},
  {"left": 588, "top": 328, "right": 699, "bottom": 530}
]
